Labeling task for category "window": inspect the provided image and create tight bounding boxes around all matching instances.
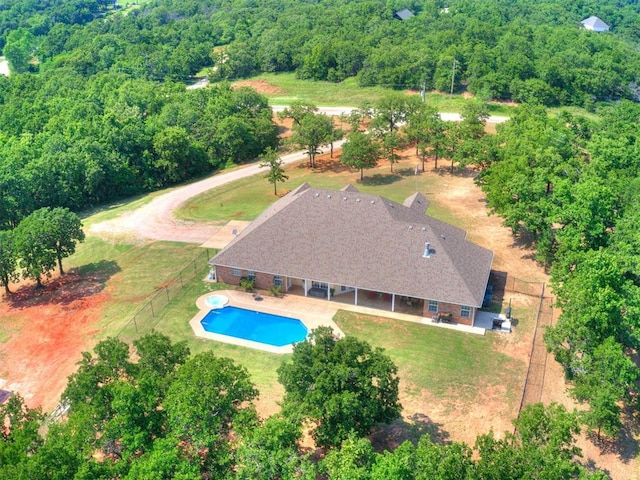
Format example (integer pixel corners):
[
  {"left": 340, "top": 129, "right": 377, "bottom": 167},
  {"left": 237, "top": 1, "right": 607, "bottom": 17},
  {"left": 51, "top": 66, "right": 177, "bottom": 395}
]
[
  {"left": 312, "top": 281, "right": 328, "bottom": 290},
  {"left": 232, "top": 268, "right": 242, "bottom": 277},
  {"left": 460, "top": 305, "right": 471, "bottom": 318},
  {"left": 428, "top": 300, "right": 438, "bottom": 313},
  {"left": 273, "top": 275, "right": 283, "bottom": 286},
  {"left": 247, "top": 270, "right": 256, "bottom": 281}
]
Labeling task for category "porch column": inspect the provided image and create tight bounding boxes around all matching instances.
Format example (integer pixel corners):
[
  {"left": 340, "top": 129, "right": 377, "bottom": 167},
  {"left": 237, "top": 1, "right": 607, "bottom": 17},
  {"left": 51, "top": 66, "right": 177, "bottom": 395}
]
[
  {"left": 327, "top": 286, "right": 331, "bottom": 301},
  {"left": 354, "top": 288, "right": 358, "bottom": 306},
  {"left": 391, "top": 294, "right": 395, "bottom": 312},
  {"left": 304, "top": 279, "right": 308, "bottom": 297}
]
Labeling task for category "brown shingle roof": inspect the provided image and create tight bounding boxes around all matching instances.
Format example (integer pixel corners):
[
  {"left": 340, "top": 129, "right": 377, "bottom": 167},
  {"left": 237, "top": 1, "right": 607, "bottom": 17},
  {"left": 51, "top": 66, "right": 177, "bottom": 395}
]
[{"left": 212, "top": 186, "right": 493, "bottom": 307}]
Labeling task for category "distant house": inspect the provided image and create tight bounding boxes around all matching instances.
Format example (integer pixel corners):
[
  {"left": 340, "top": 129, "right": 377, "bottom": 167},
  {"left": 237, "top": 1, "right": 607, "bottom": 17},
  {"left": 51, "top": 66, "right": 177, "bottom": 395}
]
[
  {"left": 581, "top": 16, "right": 610, "bottom": 32},
  {"left": 210, "top": 184, "right": 494, "bottom": 326},
  {"left": 394, "top": 8, "right": 414, "bottom": 21}
]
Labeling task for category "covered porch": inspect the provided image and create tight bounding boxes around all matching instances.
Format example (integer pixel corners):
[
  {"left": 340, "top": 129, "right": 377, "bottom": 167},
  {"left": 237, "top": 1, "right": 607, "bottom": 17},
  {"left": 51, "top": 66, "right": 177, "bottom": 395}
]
[{"left": 284, "top": 280, "right": 425, "bottom": 317}]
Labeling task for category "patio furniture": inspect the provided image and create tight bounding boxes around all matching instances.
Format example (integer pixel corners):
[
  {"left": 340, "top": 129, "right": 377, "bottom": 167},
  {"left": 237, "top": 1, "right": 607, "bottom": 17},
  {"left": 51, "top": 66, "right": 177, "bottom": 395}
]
[
  {"left": 308, "top": 287, "right": 328, "bottom": 298},
  {"left": 436, "top": 312, "right": 453, "bottom": 323}
]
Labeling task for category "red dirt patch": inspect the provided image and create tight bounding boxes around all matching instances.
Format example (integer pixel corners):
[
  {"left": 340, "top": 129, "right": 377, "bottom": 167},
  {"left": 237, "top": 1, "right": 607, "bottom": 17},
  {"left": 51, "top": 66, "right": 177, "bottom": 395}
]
[
  {"left": 232, "top": 79, "right": 284, "bottom": 95},
  {"left": 0, "top": 272, "right": 108, "bottom": 412}
]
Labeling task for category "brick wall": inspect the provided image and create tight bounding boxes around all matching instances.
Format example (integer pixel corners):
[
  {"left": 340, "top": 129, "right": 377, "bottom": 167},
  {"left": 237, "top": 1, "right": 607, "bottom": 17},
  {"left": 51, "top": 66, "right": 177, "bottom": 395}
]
[
  {"left": 215, "top": 266, "right": 287, "bottom": 292},
  {"left": 422, "top": 300, "right": 475, "bottom": 326},
  {"left": 216, "top": 266, "right": 241, "bottom": 286}
]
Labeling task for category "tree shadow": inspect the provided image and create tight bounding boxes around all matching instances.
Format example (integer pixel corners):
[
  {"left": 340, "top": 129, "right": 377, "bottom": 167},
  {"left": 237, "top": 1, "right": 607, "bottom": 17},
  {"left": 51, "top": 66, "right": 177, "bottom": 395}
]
[
  {"left": 7, "top": 260, "right": 121, "bottom": 308},
  {"left": 360, "top": 174, "right": 402, "bottom": 186},
  {"left": 313, "top": 157, "right": 351, "bottom": 174},
  {"left": 585, "top": 405, "right": 640, "bottom": 464},
  {"left": 368, "top": 413, "right": 450, "bottom": 452},
  {"left": 397, "top": 167, "right": 421, "bottom": 177},
  {"left": 434, "top": 166, "right": 478, "bottom": 179}
]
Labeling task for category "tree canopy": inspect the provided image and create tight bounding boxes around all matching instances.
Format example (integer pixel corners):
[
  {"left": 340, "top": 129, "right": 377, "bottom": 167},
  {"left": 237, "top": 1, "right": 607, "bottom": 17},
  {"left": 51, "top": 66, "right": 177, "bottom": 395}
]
[{"left": 277, "top": 327, "right": 401, "bottom": 449}]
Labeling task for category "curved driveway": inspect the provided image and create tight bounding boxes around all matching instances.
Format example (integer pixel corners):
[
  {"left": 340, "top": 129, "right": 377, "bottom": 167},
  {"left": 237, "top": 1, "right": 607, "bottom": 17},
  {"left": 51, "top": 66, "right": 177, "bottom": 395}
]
[{"left": 90, "top": 107, "right": 508, "bottom": 243}]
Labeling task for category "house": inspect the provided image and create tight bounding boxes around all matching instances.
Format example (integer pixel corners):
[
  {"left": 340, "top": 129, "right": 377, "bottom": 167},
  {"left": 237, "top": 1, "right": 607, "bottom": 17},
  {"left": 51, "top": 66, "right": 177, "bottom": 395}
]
[
  {"left": 581, "top": 16, "right": 610, "bottom": 32},
  {"left": 394, "top": 8, "right": 414, "bottom": 21},
  {"left": 210, "top": 184, "right": 493, "bottom": 326}
]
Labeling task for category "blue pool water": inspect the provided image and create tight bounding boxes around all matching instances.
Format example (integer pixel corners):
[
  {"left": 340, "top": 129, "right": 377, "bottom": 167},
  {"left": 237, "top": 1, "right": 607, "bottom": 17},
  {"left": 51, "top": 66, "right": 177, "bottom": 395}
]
[{"left": 200, "top": 306, "right": 308, "bottom": 347}]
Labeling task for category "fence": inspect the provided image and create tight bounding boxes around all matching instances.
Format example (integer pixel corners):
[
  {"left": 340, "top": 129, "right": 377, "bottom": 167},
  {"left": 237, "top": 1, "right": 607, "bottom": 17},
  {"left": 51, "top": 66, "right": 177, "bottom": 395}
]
[
  {"left": 518, "top": 292, "right": 555, "bottom": 409},
  {"left": 489, "top": 271, "right": 555, "bottom": 415},
  {"left": 490, "top": 271, "right": 545, "bottom": 298},
  {"left": 117, "top": 249, "right": 211, "bottom": 339}
]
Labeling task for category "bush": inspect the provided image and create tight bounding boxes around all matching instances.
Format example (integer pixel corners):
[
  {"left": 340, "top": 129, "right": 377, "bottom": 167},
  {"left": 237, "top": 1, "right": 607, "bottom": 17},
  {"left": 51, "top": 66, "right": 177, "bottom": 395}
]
[
  {"left": 239, "top": 277, "right": 255, "bottom": 292},
  {"left": 269, "top": 284, "right": 282, "bottom": 297}
]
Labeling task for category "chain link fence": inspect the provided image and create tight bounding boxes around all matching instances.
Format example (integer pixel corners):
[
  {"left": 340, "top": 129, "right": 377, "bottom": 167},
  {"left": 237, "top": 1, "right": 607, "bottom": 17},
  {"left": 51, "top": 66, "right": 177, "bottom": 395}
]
[
  {"left": 117, "top": 249, "right": 211, "bottom": 339},
  {"left": 489, "top": 271, "right": 555, "bottom": 415}
]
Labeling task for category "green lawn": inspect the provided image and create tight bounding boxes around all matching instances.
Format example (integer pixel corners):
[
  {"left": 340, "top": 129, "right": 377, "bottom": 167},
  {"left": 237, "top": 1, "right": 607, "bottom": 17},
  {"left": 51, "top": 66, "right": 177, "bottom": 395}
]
[
  {"left": 176, "top": 156, "right": 468, "bottom": 229},
  {"left": 63, "top": 237, "right": 206, "bottom": 337},
  {"left": 228, "top": 73, "right": 518, "bottom": 117},
  {"left": 334, "top": 311, "right": 525, "bottom": 402}
]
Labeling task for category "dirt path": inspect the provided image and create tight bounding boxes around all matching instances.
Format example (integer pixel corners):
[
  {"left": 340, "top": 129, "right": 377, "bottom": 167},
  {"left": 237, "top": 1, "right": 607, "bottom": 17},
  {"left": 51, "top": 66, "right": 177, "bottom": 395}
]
[{"left": 89, "top": 144, "right": 343, "bottom": 243}]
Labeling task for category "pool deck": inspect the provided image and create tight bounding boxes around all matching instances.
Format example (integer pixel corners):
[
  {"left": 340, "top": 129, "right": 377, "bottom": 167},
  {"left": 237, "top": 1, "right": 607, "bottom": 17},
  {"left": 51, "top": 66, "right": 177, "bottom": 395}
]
[{"left": 192, "top": 289, "right": 487, "bottom": 354}]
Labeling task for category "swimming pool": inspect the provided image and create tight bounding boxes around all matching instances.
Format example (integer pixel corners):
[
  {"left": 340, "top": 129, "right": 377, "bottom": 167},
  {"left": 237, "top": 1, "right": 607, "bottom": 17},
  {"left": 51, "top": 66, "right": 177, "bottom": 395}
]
[{"left": 200, "top": 306, "right": 308, "bottom": 347}]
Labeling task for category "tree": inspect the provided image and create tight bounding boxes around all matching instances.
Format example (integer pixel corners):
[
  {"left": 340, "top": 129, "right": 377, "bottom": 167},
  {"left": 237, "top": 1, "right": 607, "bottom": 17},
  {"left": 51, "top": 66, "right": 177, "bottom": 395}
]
[
  {"left": 404, "top": 104, "right": 446, "bottom": 172},
  {"left": 235, "top": 414, "right": 316, "bottom": 480},
  {"left": 47, "top": 207, "right": 85, "bottom": 276},
  {"left": 13, "top": 209, "right": 57, "bottom": 288},
  {"left": 380, "top": 130, "right": 403, "bottom": 173},
  {"left": 371, "top": 93, "right": 420, "bottom": 134},
  {"left": 340, "top": 132, "right": 380, "bottom": 180},
  {"left": 278, "top": 327, "right": 401, "bottom": 449},
  {"left": 0, "top": 230, "right": 19, "bottom": 294},
  {"left": 277, "top": 100, "right": 318, "bottom": 126},
  {"left": 3, "top": 28, "right": 37, "bottom": 74},
  {"left": 289, "top": 113, "right": 335, "bottom": 168},
  {"left": 152, "top": 126, "right": 208, "bottom": 185},
  {"left": 321, "top": 434, "right": 376, "bottom": 479},
  {"left": 259, "top": 147, "right": 288, "bottom": 195},
  {"left": 164, "top": 351, "right": 258, "bottom": 475},
  {"left": 0, "top": 394, "right": 43, "bottom": 472}
]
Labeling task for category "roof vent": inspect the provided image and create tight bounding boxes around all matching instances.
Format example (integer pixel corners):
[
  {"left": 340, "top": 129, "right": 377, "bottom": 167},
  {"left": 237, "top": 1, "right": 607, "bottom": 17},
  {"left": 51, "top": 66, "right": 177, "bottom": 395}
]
[
  {"left": 421, "top": 227, "right": 426, "bottom": 231},
  {"left": 371, "top": 200, "right": 375, "bottom": 204},
  {"left": 423, "top": 242, "right": 431, "bottom": 258},
  {"left": 409, "top": 225, "right": 413, "bottom": 230},
  {"left": 327, "top": 194, "right": 331, "bottom": 198},
  {"left": 356, "top": 198, "right": 361, "bottom": 202},
  {"left": 343, "top": 197, "right": 347, "bottom": 201},
  {"left": 315, "top": 193, "right": 319, "bottom": 197}
]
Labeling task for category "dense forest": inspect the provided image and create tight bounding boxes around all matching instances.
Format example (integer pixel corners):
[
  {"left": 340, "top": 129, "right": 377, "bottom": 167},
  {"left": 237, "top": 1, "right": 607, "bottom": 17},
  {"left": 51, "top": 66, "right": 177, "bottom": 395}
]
[
  {"left": 1, "top": 0, "right": 640, "bottom": 229},
  {"left": 0, "top": 331, "right": 608, "bottom": 479}
]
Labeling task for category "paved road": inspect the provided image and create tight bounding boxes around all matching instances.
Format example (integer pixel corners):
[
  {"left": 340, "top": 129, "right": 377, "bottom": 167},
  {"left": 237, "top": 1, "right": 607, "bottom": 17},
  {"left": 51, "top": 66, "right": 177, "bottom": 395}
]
[{"left": 90, "top": 104, "right": 509, "bottom": 243}]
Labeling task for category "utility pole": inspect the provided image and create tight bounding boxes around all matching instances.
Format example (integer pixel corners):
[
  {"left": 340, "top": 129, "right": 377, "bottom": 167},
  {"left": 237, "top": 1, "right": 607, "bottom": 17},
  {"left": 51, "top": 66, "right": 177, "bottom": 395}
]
[
  {"left": 421, "top": 81, "right": 426, "bottom": 102},
  {"left": 450, "top": 58, "right": 457, "bottom": 96}
]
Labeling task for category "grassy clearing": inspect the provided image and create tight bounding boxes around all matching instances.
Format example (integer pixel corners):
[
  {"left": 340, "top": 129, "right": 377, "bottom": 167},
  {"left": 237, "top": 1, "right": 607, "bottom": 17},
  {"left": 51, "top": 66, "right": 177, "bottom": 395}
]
[
  {"left": 229, "top": 73, "right": 517, "bottom": 116},
  {"left": 334, "top": 311, "right": 525, "bottom": 402},
  {"left": 64, "top": 237, "right": 205, "bottom": 337},
  {"left": 176, "top": 155, "right": 468, "bottom": 229}
]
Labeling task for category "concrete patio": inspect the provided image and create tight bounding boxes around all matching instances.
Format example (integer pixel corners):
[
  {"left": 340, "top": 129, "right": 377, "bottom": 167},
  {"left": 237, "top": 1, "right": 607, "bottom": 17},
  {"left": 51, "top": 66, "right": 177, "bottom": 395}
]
[{"left": 191, "top": 288, "right": 504, "bottom": 353}]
